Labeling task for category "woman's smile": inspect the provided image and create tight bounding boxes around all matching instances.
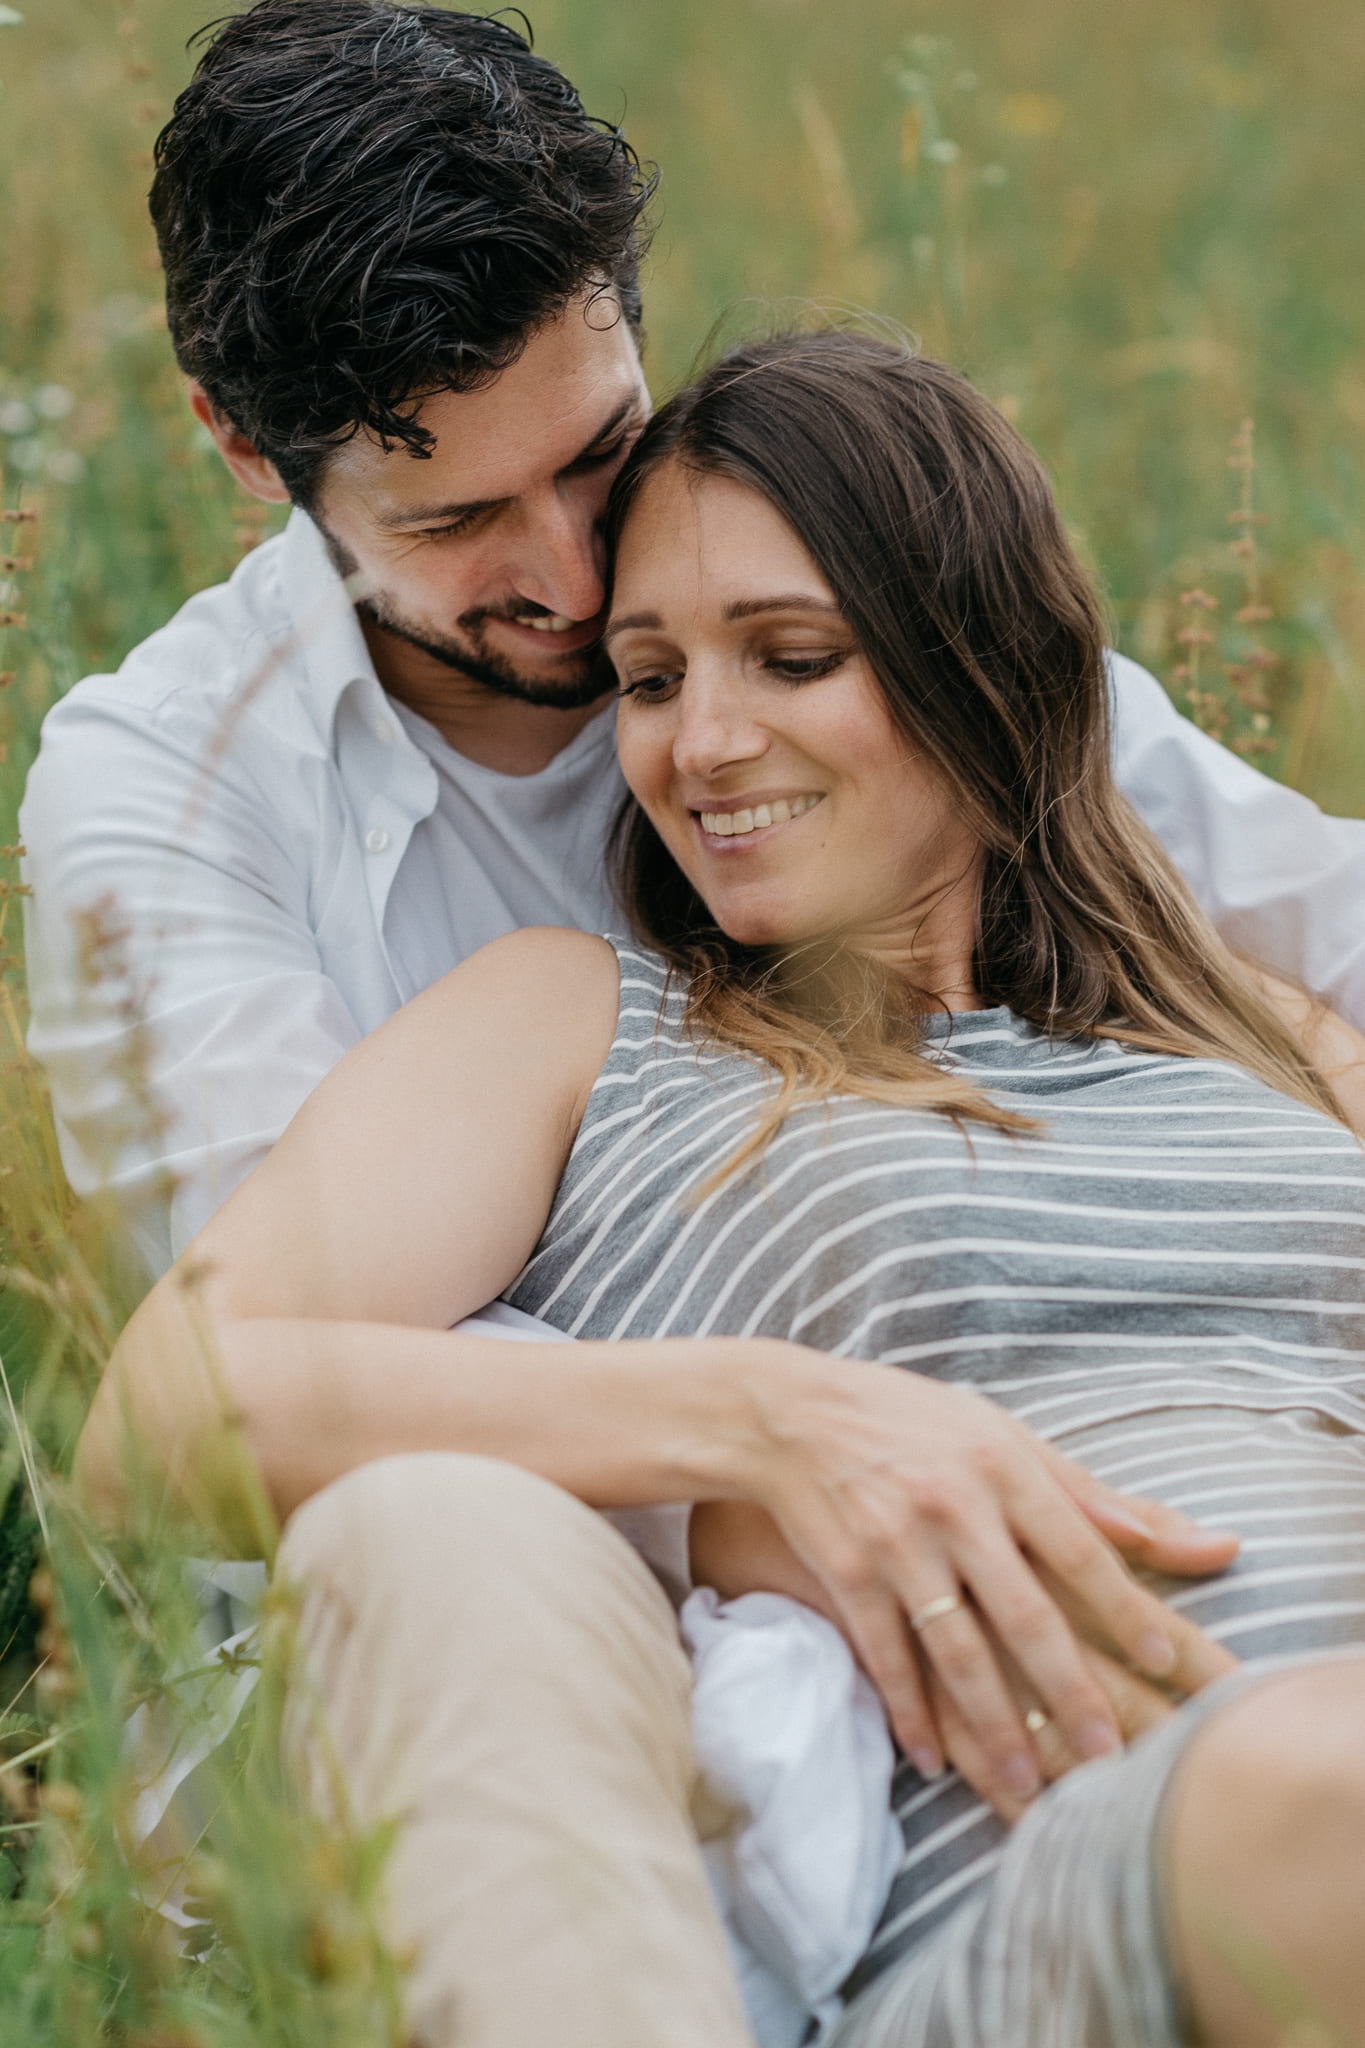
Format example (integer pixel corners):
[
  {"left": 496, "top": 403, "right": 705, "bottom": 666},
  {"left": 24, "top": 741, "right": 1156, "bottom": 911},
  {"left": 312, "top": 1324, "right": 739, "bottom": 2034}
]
[
  {"left": 608, "top": 463, "right": 983, "bottom": 997},
  {"left": 696, "top": 790, "right": 826, "bottom": 841}
]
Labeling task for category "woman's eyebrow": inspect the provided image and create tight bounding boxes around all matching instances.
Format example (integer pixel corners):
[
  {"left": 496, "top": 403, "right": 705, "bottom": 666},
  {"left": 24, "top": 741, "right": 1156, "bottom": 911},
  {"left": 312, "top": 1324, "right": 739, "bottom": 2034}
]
[
  {"left": 602, "top": 610, "right": 661, "bottom": 643},
  {"left": 723, "top": 595, "right": 841, "bottom": 621},
  {"left": 604, "top": 594, "right": 841, "bottom": 643}
]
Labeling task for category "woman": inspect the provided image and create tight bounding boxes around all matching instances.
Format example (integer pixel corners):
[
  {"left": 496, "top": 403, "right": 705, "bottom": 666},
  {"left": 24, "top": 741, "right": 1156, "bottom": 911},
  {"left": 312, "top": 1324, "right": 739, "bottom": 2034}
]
[{"left": 80, "top": 333, "right": 1365, "bottom": 2048}]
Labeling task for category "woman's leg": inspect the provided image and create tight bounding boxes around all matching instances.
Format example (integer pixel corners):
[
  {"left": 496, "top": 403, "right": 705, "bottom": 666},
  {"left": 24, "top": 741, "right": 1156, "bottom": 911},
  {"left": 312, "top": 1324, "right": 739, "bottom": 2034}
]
[
  {"left": 829, "top": 1658, "right": 1365, "bottom": 2048},
  {"left": 1164, "top": 1657, "right": 1365, "bottom": 2047},
  {"left": 274, "top": 1451, "right": 754, "bottom": 2048}
]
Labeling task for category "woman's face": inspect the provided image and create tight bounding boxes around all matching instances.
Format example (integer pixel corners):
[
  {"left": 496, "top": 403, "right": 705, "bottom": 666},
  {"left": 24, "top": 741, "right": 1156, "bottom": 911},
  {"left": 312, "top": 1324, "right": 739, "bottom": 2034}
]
[{"left": 607, "top": 463, "right": 983, "bottom": 999}]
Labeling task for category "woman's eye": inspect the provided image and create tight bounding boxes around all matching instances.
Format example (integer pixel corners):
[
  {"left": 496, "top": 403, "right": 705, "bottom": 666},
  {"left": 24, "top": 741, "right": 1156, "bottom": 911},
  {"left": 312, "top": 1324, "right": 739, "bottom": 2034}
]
[
  {"left": 765, "top": 650, "right": 846, "bottom": 683},
  {"left": 618, "top": 670, "right": 683, "bottom": 702}
]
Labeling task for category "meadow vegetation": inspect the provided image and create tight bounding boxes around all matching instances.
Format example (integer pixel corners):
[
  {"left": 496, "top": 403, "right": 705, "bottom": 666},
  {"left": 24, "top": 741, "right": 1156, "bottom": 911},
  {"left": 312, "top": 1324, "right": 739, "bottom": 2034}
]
[{"left": 0, "top": 0, "right": 1363, "bottom": 2035}]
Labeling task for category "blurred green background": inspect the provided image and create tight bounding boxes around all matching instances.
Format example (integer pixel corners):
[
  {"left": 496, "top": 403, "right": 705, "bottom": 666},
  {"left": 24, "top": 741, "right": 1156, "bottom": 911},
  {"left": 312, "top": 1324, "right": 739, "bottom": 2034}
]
[{"left": 0, "top": 1, "right": 1363, "bottom": 2037}]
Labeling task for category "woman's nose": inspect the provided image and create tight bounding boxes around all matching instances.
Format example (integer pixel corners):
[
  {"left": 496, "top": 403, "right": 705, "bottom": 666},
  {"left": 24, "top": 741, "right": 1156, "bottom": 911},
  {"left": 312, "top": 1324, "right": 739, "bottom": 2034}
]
[{"left": 670, "top": 669, "right": 768, "bottom": 779}]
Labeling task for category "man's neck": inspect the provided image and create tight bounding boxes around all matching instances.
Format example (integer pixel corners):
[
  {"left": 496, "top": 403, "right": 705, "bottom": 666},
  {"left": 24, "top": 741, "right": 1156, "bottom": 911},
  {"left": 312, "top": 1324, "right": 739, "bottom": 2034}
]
[{"left": 360, "top": 614, "right": 613, "bottom": 777}]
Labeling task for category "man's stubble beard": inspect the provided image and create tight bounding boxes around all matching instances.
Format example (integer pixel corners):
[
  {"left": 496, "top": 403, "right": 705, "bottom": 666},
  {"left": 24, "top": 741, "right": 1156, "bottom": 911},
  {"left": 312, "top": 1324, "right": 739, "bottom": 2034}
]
[
  {"left": 317, "top": 517, "right": 615, "bottom": 713},
  {"left": 356, "top": 593, "right": 616, "bottom": 711}
]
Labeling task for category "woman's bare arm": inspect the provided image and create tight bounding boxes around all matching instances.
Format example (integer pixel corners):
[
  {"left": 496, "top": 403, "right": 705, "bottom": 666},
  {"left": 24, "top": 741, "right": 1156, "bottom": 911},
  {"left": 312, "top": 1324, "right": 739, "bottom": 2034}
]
[
  {"left": 75, "top": 924, "right": 625, "bottom": 1537},
  {"left": 76, "top": 921, "right": 1236, "bottom": 1815}
]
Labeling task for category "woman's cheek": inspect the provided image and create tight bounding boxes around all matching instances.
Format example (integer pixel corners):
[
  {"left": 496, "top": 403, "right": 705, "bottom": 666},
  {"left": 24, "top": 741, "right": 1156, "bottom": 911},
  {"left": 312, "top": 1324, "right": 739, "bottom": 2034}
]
[{"left": 615, "top": 709, "right": 670, "bottom": 813}]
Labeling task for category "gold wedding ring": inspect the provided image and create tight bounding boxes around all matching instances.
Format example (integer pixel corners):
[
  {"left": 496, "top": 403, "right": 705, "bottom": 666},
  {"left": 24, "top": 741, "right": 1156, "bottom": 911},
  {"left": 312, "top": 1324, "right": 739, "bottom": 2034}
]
[
  {"left": 909, "top": 1593, "right": 964, "bottom": 1633},
  {"left": 1025, "top": 1708, "right": 1050, "bottom": 1736}
]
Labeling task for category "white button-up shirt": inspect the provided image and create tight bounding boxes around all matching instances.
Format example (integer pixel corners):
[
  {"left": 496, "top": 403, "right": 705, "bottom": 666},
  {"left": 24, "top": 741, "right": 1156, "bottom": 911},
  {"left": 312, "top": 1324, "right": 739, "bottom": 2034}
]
[{"left": 21, "top": 508, "right": 1365, "bottom": 1278}]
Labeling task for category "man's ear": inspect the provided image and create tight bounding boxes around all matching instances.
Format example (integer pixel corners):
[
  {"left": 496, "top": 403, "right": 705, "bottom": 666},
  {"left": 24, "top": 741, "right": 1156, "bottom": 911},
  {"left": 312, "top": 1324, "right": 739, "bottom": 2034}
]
[{"left": 187, "top": 381, "right": 291, "bottom": 504}]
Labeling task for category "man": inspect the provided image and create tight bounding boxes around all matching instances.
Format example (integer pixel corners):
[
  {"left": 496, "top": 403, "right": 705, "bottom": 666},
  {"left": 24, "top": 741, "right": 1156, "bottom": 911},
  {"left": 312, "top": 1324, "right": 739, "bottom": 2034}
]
[{"left": 21, "top": 5, "right": 1365, "bottom": 2043}]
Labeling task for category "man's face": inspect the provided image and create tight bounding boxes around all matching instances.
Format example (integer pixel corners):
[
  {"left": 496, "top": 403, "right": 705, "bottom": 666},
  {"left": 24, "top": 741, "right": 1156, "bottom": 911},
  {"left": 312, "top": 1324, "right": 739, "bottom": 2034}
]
[{"left": 311, "top": 292, "right": 650, "bottom": 709}]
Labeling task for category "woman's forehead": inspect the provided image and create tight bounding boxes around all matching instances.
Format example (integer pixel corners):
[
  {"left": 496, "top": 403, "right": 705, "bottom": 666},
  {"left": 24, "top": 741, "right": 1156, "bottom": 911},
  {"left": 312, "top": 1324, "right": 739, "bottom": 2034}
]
[{"left": 612, "top": 465, "right": 833, "bottom": 617}]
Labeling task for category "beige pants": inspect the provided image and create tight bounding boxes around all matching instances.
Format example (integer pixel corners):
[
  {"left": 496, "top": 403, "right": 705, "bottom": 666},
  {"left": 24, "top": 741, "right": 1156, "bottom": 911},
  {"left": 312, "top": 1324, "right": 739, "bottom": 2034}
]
[{"left": 276, "top": 1452, "right": 756, "bottom": 2048}]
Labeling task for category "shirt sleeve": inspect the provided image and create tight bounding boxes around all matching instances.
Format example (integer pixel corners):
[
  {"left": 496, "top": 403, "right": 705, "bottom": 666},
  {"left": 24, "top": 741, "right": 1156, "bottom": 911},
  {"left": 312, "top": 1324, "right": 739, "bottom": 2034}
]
[
  {"left": 20, "top": 686, "right": 364, "bottom": 1278},
  {"left": 1108, "top": 651, "right": 1365, "bottom": 1028}
]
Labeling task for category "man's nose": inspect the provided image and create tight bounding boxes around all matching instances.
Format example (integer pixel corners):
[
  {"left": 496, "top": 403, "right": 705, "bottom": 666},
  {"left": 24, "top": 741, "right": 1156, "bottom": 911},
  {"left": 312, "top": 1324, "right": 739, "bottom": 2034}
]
[{"left": 510, "top": 492, "right": 607, "bottom": 623}]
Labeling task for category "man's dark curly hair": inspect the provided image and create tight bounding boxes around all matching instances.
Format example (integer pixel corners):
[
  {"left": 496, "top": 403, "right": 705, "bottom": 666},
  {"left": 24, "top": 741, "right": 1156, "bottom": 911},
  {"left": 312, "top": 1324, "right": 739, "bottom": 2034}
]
[{"left": 151, "top": 0, "right": 656, "bottom": 503}]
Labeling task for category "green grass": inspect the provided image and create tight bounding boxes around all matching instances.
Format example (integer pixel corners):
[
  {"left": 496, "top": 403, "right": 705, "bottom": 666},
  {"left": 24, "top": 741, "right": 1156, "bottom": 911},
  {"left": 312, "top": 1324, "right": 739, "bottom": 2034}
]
[{"left": 1, "top": 0, "right": 1364, "bottom": 2036}]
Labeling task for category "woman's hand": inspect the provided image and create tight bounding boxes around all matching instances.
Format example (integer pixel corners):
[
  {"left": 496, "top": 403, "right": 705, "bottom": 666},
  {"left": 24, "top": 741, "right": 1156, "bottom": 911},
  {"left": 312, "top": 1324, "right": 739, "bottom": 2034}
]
[
  {"left": 925, "top": 1623, "right": 1234, "bottom": 1822},
  {"left": 730, "top": 1348, "right": 1239, "bottom": 1812}
]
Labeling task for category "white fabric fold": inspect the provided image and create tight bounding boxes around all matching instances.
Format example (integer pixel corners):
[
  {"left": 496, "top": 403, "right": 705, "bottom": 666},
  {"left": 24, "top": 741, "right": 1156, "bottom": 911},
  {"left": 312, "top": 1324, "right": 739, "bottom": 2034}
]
[{"left": 683, "top": 1588, "right": 903, "bottom": 2048}]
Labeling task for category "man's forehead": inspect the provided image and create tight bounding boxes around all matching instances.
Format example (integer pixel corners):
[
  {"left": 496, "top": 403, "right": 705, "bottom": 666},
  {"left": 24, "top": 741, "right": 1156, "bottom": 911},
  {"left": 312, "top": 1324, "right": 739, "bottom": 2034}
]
[{"left": 327, "top": 297, "right": 648, "bottom": 518}]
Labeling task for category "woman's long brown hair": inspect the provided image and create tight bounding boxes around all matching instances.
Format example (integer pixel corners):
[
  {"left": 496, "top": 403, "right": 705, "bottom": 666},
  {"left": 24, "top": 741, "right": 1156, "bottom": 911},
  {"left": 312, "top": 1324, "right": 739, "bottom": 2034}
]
[{"left": 604, "top": 330, "right": 1342, "bottom": 1161}]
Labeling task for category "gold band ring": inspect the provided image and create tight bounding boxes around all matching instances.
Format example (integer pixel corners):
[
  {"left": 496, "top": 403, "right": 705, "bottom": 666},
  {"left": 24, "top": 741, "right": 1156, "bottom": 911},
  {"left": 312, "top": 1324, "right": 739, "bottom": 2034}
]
[
  {"left": 909, "top": 1593, "right": 964, "bottom": 1633},
  {"left": 1024, "top": 1708, "right": 1050, "bottom": 1736}
]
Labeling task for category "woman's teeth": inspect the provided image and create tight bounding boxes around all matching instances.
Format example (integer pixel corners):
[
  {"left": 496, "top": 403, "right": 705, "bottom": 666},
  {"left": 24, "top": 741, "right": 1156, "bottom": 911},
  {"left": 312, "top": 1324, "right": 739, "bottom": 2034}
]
[
  {"left": 522, "top": 613, "right": 577, "bottom": 633},
  {"left": 699, "top": 793, "right": 825, "bottom": 837}
]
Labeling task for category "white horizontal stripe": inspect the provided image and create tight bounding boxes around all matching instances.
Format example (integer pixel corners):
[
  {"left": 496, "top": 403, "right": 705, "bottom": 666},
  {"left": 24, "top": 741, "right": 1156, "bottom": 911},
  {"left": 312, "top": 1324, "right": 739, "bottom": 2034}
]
[
  {"left": 863, "top": 1853, "right": 1004, "bottom": 1957},
  {"left": 1204, "top": 1599, "right": 1365, "bottom": 1642},
  {"left": 997, "top": 1383, "right": 1365, "bottom": 1435},
  {"left": 886, "top": 1331, "right": 1365, "bottom": 1369},
  {"left": 1149, "top": 1473, "right": 1365, "bottom": 1511},
  {"left": 1165, "top": 1559, "right": 1365, "bottom": 1609},
  {"left": 880, "top": 1795, "right": 996, "bottom": 1880},
  {"left": 1178, "top": 1507, "right": 1365, "bottom": 1533},
  {"left": 795, "top": 1279, "right": 1365, "bottom": 1356}
]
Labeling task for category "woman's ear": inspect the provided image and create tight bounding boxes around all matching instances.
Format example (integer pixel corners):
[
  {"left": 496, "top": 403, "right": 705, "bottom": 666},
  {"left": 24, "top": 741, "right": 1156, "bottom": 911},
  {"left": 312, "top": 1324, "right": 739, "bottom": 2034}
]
[{"left": 187, "top": 380, "right": 292, "bottom": 504}]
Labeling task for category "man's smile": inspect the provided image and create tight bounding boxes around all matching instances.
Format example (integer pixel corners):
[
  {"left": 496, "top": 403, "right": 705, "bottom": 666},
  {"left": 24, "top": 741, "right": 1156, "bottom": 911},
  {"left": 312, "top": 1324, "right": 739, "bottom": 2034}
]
[{"left": 491, "top": 608, "right": 606, "bottom": 659}]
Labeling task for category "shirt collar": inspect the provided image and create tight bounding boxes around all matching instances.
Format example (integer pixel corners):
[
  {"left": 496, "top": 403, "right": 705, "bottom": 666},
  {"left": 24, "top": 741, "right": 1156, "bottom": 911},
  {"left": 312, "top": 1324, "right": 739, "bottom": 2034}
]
[{"left": 276, "top": 506, "right": 382, "bottom": 737}]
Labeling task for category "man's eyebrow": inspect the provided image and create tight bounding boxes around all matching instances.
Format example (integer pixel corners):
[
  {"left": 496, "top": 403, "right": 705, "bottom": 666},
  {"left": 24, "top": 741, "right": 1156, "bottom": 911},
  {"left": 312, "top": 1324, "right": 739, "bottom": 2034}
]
[
  {"left": 603, "top": 594, "right": 842, "bottom": 644},
  {"left": 554, "top": 394, "right": 641, "bottom": 472},
  {"left": 376, "top": 394, "right": 645, "bottom": 532}
]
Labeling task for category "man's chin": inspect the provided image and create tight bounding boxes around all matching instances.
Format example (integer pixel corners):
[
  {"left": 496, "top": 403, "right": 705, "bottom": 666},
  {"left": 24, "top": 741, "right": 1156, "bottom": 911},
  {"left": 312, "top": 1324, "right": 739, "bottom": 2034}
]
[{"left": 357, "top": 601, "right": 614, "bottom": 711}]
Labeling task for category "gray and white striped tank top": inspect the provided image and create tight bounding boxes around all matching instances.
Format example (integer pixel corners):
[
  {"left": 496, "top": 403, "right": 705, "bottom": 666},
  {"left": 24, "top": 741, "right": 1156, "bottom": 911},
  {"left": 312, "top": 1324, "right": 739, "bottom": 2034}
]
[{"left": 508, "top": 938, "right": 1365, "bottom": 1991}]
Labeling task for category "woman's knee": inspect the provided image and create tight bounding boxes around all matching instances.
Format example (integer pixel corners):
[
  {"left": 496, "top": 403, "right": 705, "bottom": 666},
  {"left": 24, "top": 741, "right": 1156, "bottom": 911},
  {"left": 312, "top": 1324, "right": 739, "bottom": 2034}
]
[
  {"left": 1164, "top": 1658, "right": 1365, "bottom": 2047},
  {"left": 1175, "top": 1658, "right": 1365, "bottom": 1836}
]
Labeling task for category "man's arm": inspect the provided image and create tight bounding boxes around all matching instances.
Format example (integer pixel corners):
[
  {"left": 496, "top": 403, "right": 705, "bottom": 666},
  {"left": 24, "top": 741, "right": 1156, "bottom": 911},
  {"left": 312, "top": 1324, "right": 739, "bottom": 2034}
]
[
  {"left": 1108, "top": 652, "right": 1365, "bottom": 1027},
  {"left": 20, "top": 682, "right": 365, "bottom": 1276}
]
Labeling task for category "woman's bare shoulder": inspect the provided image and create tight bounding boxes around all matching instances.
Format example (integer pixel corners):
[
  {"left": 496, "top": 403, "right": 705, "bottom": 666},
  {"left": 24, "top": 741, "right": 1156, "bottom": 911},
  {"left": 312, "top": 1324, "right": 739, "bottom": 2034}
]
[
  {"left": 413, "top": 926, "right": 622, "bottom": 1047},
  {"left": 350, "top": 926, "right": 625, "bottom": 1135}
]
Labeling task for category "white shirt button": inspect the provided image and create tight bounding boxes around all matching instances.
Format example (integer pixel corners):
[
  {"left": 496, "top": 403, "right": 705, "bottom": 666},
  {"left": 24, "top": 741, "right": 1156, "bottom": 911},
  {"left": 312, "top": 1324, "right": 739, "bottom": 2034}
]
[
  {"left": 373, "top": 717, "right": 396, "bottom": 745},
  {"left": 365, "top": 826, "right": 391, "bottom": 855}
]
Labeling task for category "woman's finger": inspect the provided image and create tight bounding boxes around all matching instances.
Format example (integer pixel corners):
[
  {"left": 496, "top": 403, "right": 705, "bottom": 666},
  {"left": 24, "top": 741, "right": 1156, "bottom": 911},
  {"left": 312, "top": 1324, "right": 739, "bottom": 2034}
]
[
  {"left": 1038, "top": 1558, "right": 1239, "bottom": 1696},
  {"left": 898, "top": 1591, "right": 1044, "bottom": 1806},
  {"left": 930, "top": 1636, "right": 1176, "bottom": 1822},
  {"left": 945, "top": 1530, "right": 1126, "bottom": 1769},
  {"left": 1007, "top": 1471, "right": 1200, "bottom": 1680},
  {"left": 1080, "top": 1642, "right": 1177, "bottom": 1741},
  {"left": 1143, "top": 1591, "right": 1239, "bottom": 1692},
  {"left": 1034, "top": 1437, "right": 1240, "bottom": 1576},
  {"left": 828, "top": 1582, "right": 944, "bottom": 1778},
  {"left": 925, "top": 1670, "right": 1034, "bottom": 1823},
  {"left": 1018, "top": 1644, "right": 1177, "bottom": 1778}
]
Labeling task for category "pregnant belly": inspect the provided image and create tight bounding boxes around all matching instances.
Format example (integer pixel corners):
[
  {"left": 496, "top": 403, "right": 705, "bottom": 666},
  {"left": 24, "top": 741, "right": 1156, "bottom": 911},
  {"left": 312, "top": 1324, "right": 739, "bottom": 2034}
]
[
  {"left": 849, "top": 1390, "right": 1365, "bottom": 1998},
  {"left": 1055, "top": 1400, "right": 1365, "bottom": 1661}
]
